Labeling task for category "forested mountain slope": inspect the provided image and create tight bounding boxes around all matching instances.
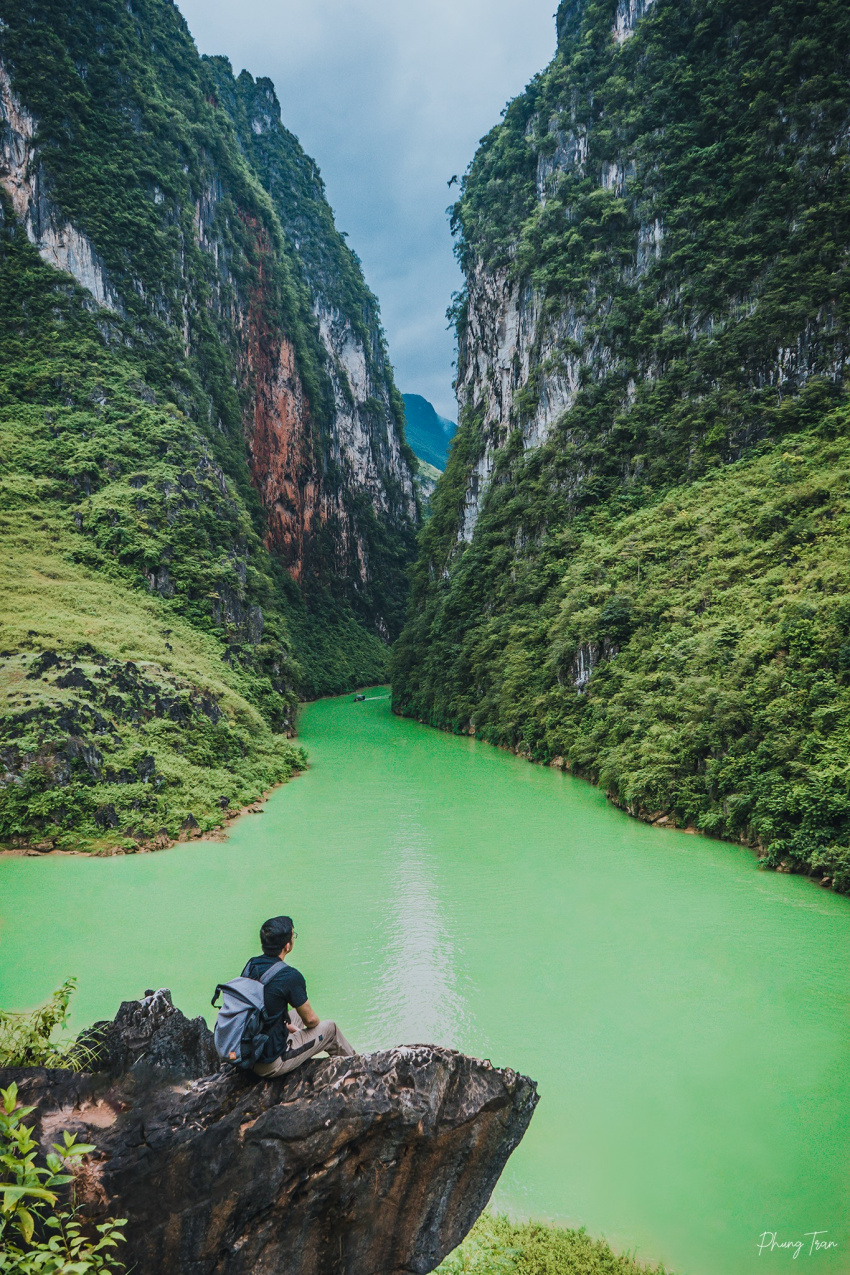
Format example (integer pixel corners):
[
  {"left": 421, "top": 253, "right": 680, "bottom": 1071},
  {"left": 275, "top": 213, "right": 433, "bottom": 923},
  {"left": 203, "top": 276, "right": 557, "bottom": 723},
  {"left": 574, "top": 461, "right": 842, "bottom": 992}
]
[
  {"left": 402, "top": 394, "right": 456, "bottom": 471},
  {"left": 0, "top": 0, "right": 417, "bottom": 852},
  {"left": 392, "top": 0, "right": 850, "bottom": 891}
]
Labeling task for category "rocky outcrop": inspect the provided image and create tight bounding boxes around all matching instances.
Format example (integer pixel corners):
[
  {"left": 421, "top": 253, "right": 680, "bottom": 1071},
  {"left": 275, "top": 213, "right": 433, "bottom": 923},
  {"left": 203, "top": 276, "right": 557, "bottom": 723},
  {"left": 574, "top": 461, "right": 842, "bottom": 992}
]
[
  {"left": 2, "top": 992, "right": 538, "bottom": 1275},
  {"left": 77, "top": 988, "right": 219, "bottom": 1079}
]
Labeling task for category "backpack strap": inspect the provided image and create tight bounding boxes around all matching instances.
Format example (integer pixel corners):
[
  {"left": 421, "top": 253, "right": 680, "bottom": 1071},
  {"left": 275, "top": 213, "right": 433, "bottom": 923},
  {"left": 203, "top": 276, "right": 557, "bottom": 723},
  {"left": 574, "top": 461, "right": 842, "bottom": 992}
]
[
  {"left": 211, "top": 961, "right": 286, "bottom": 1008},
  {"left": 259, "top": 960, "right": 286, "bottom": 986}
]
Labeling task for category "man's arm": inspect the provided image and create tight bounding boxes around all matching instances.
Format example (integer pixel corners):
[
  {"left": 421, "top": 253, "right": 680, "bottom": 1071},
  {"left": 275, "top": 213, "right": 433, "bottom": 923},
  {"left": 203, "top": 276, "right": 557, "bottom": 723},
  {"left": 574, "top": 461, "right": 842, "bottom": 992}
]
[{"left": 291, "top": 999, "right": 319, "bottom": 1030}]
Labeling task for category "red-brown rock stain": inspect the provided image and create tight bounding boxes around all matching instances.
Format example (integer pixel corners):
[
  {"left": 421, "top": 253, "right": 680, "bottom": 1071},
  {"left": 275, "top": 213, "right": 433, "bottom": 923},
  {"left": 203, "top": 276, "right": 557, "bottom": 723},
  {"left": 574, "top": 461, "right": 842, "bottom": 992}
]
[{"left": 236, "top": 212, "right": 318, "bottom": 586}]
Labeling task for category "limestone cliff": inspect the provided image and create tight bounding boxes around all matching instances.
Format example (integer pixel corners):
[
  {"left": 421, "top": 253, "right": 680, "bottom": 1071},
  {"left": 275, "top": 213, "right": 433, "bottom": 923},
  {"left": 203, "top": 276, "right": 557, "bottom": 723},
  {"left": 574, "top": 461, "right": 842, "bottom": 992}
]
[
  {"left": 452, "top": 0, "right": 849, "bottom": 539},
  {"left": 393, "top": 0, "right": 850, "bottom": 890},
  {"left": 0, "top": 11, "right": 416, "bottom": 643},
  {"left": 216, "top": 66, "right": 418, "bottom": 637},
  {"left": 0, "top": 0, "right": 416, "bottom": 852}
]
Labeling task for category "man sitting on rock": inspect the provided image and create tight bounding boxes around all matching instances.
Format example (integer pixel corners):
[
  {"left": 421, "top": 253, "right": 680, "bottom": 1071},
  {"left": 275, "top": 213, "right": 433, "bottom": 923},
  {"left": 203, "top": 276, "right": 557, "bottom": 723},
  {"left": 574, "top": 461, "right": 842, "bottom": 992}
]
[{"left": 243, "top": 914, "right": 356, "bottom": 1077}]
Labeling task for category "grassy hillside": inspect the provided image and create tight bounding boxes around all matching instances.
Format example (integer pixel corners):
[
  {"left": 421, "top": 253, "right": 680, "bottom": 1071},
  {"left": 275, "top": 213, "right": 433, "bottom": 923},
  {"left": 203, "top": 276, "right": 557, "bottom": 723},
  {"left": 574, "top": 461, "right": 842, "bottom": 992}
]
[{"left": 0, "top": 528, "right": 304, "bottom": 853}]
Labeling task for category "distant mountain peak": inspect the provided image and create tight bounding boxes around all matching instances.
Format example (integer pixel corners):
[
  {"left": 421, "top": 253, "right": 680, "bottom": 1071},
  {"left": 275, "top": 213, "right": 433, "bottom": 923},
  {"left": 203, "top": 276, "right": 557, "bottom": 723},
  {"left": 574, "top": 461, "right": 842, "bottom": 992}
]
[{"left": 402, "top": 394, "right": 457, "bottom": 471}]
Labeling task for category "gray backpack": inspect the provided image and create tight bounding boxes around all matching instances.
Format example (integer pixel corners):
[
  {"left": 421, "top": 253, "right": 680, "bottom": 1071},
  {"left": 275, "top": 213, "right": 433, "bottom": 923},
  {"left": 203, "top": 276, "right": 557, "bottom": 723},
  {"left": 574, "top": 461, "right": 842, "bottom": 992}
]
[{"left": 211, "top": 961, "right": 285, "bottom": 1070}]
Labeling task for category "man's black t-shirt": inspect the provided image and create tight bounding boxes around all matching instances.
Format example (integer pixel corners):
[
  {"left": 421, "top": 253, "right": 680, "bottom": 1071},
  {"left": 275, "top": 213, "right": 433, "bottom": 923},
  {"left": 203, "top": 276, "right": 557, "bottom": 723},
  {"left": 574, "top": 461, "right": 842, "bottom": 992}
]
[{"left": 241, "top": 954, "right": 308, "bottom": 1063}]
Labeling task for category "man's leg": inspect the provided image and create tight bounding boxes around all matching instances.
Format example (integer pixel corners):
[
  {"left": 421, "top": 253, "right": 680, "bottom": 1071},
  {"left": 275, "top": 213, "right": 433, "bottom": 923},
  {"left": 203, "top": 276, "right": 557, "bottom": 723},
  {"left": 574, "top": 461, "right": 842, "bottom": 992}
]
[
  {"left": 322, "top": 1020, "right": 355, "bottom": 1057},
  {"left": 254, "top": 1020, "right": 355, "bottom": 1078},
  {"left": 284, "top": 1017, "right": 355, "bottom": 1059}
]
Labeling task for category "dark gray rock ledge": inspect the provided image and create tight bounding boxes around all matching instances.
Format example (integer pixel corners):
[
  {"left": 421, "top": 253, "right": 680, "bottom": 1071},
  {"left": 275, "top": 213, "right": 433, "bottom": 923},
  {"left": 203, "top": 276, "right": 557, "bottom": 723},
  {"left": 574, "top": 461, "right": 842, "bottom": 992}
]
[{"left": 1, "top": 991, "right": 538, "bottom": 1275}]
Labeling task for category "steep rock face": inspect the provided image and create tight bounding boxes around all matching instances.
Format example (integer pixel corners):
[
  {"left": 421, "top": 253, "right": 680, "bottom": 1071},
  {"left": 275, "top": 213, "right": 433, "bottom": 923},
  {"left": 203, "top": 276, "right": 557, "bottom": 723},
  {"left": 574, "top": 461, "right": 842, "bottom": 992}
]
[
  {"left": 0, "top": 24, "right": 417, "bottom": 636},
  {"left": 392, "top": 0, "right": 850, "bottom": 888},
  {"left": 453, "top": 0, "right": 850, "bottom": 539},
  {"left": 0, "top": 65, "right": 118, "bottom": 309},
  {"left": 218, "top": 65, "right": 418, "bottom": 638},
  {"left": 315, "top": 303, "right": 416, "bottom": 520},
  {"left": 456, "top": 264, "right": 593, "bottom": 541},
  {"left": 244, "top": 325, "right": 317, "bottom": 584},
  {"left": 2, "top": 993, "right": 538, "bottom": 1275},
  {"left": 611, "top": 0, "right": 656, "bottom": 44}
]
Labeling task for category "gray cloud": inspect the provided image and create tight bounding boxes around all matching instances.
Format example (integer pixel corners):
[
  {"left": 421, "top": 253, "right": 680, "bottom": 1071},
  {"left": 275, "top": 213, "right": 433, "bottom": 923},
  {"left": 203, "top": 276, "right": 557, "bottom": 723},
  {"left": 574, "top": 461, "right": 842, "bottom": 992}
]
[{"left": 176, "top": 0, "right": 557, "bottom": 419}]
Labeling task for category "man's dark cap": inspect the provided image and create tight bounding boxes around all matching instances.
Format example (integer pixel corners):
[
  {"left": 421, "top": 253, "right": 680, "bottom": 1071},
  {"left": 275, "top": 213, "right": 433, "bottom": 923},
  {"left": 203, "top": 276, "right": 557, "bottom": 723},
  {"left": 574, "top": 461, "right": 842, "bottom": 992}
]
[{"left": 260, "top": 915, "right": 294, "bottom": 955}]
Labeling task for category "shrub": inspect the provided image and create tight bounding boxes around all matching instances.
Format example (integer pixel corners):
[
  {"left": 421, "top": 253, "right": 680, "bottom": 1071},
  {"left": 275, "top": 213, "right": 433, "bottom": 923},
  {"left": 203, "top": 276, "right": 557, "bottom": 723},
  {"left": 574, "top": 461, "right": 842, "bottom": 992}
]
[
  {"left": 437, "top": 1213, "right": 672, "bottom": 1275},
  {"left": 0, "top": 983, "right": 82, "bottom": 1071}
]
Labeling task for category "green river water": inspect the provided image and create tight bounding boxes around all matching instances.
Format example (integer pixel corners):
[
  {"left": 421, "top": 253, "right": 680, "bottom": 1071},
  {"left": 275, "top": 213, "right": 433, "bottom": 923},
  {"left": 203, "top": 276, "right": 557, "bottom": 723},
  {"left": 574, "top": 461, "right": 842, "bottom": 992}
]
[{"left": 1, "top": 690, "right": 849, "bottom": 1274}]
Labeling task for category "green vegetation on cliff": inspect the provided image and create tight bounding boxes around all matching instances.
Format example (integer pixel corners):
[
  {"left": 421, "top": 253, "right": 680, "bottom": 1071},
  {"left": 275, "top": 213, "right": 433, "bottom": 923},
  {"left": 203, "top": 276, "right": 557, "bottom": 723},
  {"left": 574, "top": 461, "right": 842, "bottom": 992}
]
[
  {"left": 0, "top": 0, "right": 414, "bottom": 850},
  {"left": 394, "top": 407, "right": 850, "bottom": 891},
  {"left": 392, "top": 0, "right": 850, "bottom": 888},
  {"left": 453, "top": 0, "right": 850, "bottom": 491}
]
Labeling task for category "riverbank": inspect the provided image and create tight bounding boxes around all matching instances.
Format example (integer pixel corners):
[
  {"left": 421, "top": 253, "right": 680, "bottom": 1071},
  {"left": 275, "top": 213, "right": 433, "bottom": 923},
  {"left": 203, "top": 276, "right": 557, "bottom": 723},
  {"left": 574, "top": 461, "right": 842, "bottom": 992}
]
[
  {"left": 0, "top": 692, "right": 393, "bottom": 858},
  {"left": 550, "top": 749, "right": 841, "bottom": 892},
  {"left": 1, "top": 692, "right": 404, "bottom": 860},
  {"left": 0, "top": 783, "right": 289, "bottom": 858},
  {"left": 0, "top": 688, "right": 392, "bottom": 856},
  {"left": 402, "top": 708, "right": 843, "bottom": 897},
  {"left": 391, "top": 418, "right": 850, "bottom": 900}
]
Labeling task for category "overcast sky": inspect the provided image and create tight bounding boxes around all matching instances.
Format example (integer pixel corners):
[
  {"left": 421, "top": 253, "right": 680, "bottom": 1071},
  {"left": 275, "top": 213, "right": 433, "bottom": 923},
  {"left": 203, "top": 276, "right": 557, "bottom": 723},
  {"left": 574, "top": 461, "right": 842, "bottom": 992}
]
[{"left": 175, "top": 0, "right": 557, "bottom": 420}]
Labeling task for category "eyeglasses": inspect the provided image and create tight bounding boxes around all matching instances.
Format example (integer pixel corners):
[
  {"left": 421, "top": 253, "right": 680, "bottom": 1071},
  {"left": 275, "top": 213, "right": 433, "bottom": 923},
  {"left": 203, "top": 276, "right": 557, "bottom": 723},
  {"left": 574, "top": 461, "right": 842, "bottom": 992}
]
[{"left": 291, "top": 931, "right": 298, "bottom": 941}]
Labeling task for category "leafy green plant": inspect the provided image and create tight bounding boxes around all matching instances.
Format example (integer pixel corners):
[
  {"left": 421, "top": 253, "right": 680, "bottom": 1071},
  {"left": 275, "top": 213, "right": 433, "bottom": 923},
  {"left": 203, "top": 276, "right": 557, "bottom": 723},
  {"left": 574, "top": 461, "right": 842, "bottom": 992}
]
[
  {"left": 0, "top": 983, "right": 83, "bottom": 1071},
  {"left": 0, "top": 1082, "right": 126, "bottom": 1273}
]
